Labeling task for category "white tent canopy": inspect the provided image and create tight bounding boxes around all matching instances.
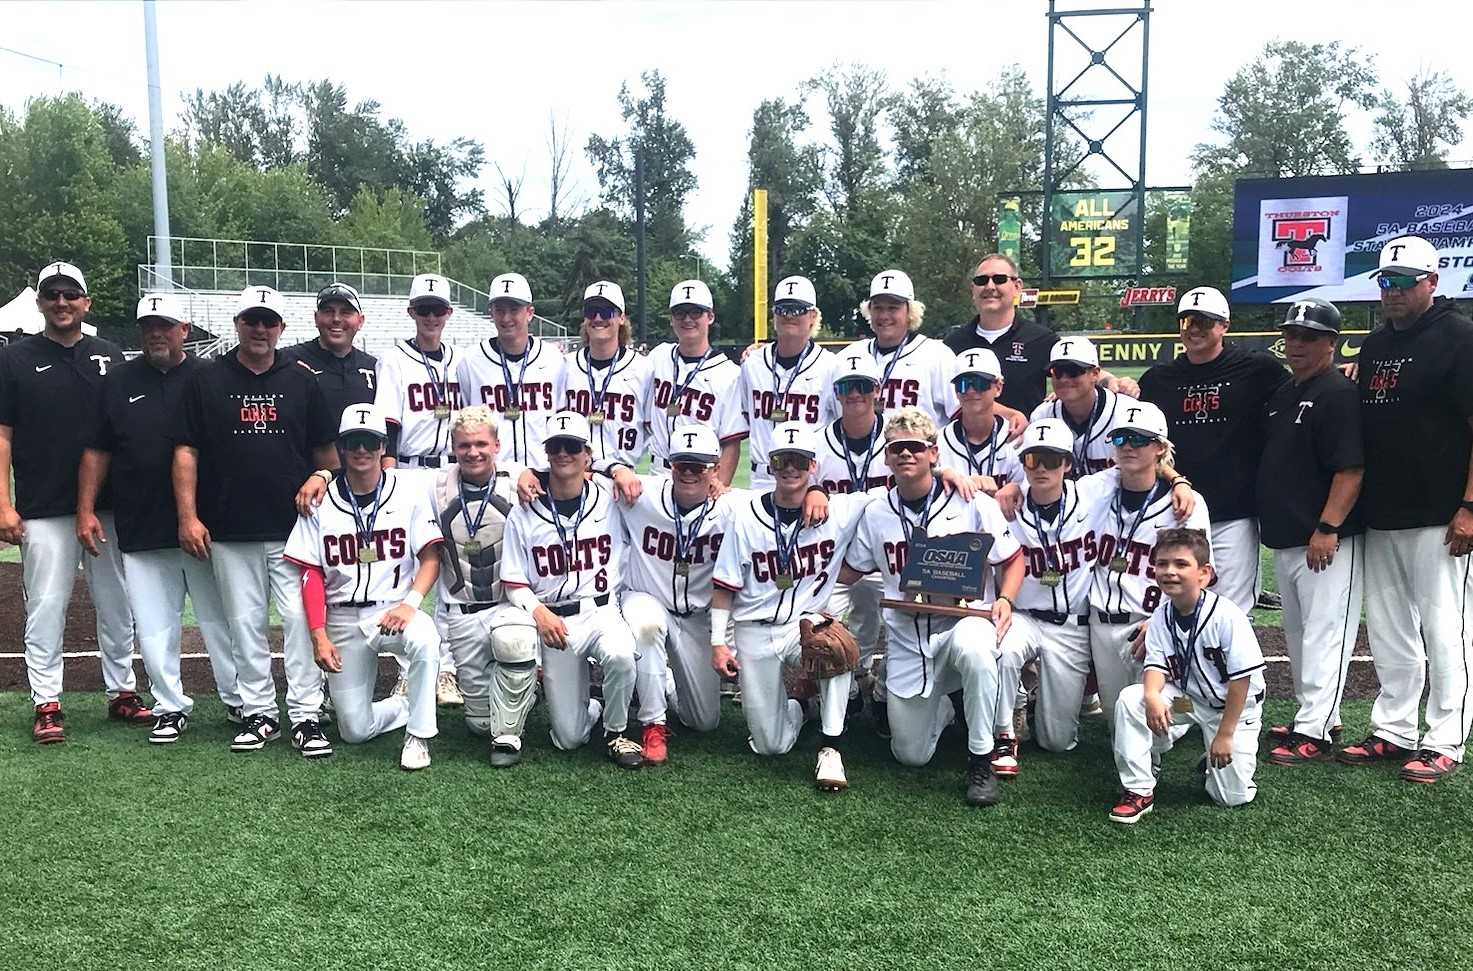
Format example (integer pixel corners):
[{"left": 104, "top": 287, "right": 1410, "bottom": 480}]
[{"left": 0, "top": 287, "right": 98, "bottom": 338}]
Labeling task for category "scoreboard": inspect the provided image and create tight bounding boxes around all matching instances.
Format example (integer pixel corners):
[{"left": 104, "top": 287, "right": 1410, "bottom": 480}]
[{"left": 1048, "top": 190, "right": 1141, "bottom": 278}]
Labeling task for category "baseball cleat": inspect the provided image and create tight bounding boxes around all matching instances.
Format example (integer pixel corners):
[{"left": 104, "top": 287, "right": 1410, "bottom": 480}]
[
  {"left": 1337, "top": 735, "right": 1412, "bottom": 765},
  {"left": 148, "top": 712, "right": 189, "bottom": 745},
  {"left": 108, "top": 691, "right": 154, "bottom": 724},
  {"left": 489, "top": 735, "right": 523, "bottom": 768},
  {"left": 1080, "top": 692, "right": 1104, "bottom": 718},
  {"left": 1109, "top": 790, "right": 1155, "bottom": 824},
  {"left": 400, "top": 734, "right": 431, "bottom": 771},
  {"left": 641, "top": 723, "right": 670, "bottom": 765},
  {"left": 290, "top": 719, "right": 333, "bottom": 759},
  {"left": 605, "top": 732, "right": 645, "bottom": 770},
  {"left": 1255, "top": 590, "right": 1283, "bottom": 610},
  {"left": 32, "top": 702, "right": 65, "bottom": 745},
  {"left": 436, "top": 671, "right": 464, "bottom": 707},
  {"left": 815, "top": 746, "right": 848, "bottom": 792},
  {"left": 230, "top": 714, "right": 281, "bottom": 751},
  {"left": 991, "top": 734, "right": 1020, "bottom": 778},
  {"left": 1269, "top": 734, "right": 1333, "bottom": 766},
  {"left": 1269, "top": 723, "right": 1342, "bottom": 744},
  {"left": 1400, "top": 750, "right": 1460, "bottom": 784},
  {"left": 965, "top": 755, "right": 1000, "bottom": 807}
]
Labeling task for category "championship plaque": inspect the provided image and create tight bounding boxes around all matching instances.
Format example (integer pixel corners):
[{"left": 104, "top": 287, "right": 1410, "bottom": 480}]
[{"left": 880, "top": 531, "right": 994, "bottom": 619}]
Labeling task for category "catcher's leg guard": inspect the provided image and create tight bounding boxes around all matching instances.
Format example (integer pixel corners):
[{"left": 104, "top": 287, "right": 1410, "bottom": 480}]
[{"left": 490, "top": 623, "right": 539, "bottom": 740}]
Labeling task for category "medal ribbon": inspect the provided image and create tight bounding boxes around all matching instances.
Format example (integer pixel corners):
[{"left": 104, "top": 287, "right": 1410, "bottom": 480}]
[
  {"left": 897, "top": 480, "right": 938, "bottom": 547},
  {"left": 549, "top": 485, "right": 588, "bottom": 563},
  {"left": 1024, "top": 487, "right": 1069, "bottom": 607},
  {"left": 768, "top": 340, "right": 814, "bottom": 414},
  {"left": 349, "top": 475, "right": 385, "bottom": 557},
  {"left": 842, "top": 418, "right": 882, "bottom": 491},
  {"left": 412, "top": 340, "right": 448, "bottom": 414},
  {"left": 872, "top": 335, "right": 910, "bottom": 404},
  {"left": 458, "top": 478, "right": 492, "bottom": 541},
  {"left": 1112, "top": 480, "right": 1162, "bottom": 561},
  {"left": 496, "top": 337, "right": 532, "bottom": 416},
  {"left": 1166, "top": 590, "right": 1206, "bottom": 690},
  {"left": 771, "top": 504, "right": 804, "bottom": 578},
  {"left": 581, "top": 347, "right": 619, "bottom": 422},
  {"left": 960, "top": 416, "right": 1000, "bottom": 478},
  {"left": 668, "top": 346, "right": 714, "bottom": 421},
  {"left": 672, "top": 488, "right": 714, "bottom": 568}
]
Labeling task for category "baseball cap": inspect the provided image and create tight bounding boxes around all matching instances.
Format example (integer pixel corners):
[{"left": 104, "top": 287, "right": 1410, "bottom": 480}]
[
  {"left": 1280, "top": 297, "right": 1342, "bottom": 335},
  {"left": 1049, "top": 337, "right": 1099, "bottom": 369},
  {"left": 869, "top": 269, "right": 914, "bottom": 302},
  {"left": 1375, "top": 235, "right": 1439, "bottom": 276},
  {"left": 1176, "top": 286, "right": 1230, "bottom": 322},
  {"left": 669, "top": 279, "right": 714, "bottom": 311},
  {"left": 583, "top": 281, "right": 626, "bottom": 313},
  {"left": 36, "top": 260, "right": 87, "bottom": 294},
  {"left": 236, "top": 285, "right": 286, "bottom": 320},
  {"left": 544, "top": 410, "right": 591, "bottom": 446},
  {"left": 831, "top": 352, "right": 883, "bottom": 386},
  {"left": 317, "top": 282, "right": 363, "bottom": 313},
  {"left": 1110, "top": 401, "right": 1171, "bottom": 442},
  {"left": 338, "top": 404, "right": 388, "bottom": 440},
  {"left": 773, "top": 275, "right": 817, "bottom": 310},
  {"left": 1019, "top": 418, "right": 1073, "bottom": 456},
  {"left": 408, "top": 274, "right": 451, "bottom": 307},
  {"left": 769, "top": 421, "right": 817, "bottom": 459},
  {"left": 667, "top": 424, "right": 721, "bottom": 464},
  {"left": 136, "top": 292, "right": 185, "bottom": 326},
  {"left": 489, "top": 272, "right": 533, "bottom": 306},
  {"left": 953, "top": 348, "right": 1003, "bottom": 382}
]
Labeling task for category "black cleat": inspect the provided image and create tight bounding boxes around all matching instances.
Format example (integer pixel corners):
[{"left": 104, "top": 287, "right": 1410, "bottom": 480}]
[{"left": 965, "top": 755, "right": 1001, "bottom": 807}]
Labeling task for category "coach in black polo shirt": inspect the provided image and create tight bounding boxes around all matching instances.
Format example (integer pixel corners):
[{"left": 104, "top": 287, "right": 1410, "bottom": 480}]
[
  {"left": 944, "top": 253, "right": 1057, "bottom": 414},
  {"left": 1256, "top": 297, "right": 1363, "bottom": 766},
  {"left": 281, "top": 282, "right": 377, "bottom": 420}
]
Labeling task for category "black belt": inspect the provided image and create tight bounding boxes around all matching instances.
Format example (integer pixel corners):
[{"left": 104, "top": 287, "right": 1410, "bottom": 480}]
[
  {"left": 457, "top": 602, "right": 497, "bottom": 615},
  {"left": 1029, "top": 609, "right": 1088, "bottom": 626},
  {"left": 549, "top": 594, "right": 610, "bottom": 617},
  {"left": 399, "top": 455, "right": 455, "bottom": 468},
  {"left": 331, "top": 600, "right": 383, "bottom": 608},
  {"left": 1096, "top": 611, "right": 1141, "bottom": 625}
]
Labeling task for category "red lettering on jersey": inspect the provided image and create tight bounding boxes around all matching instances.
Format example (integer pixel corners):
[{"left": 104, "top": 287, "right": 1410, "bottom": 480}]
[
  {"left": 883, "top": 540, "right": 909, "bottom": 575},
  {"left": 880, "top": 378, "right": 922, "bottom": 410},
  {"left": 820, "top": 474, "right": 891, "bottom": 494},
  {"left": 751, "top": 390, "right": 821, "bottom": 424},
  {"left": 323, "top": 527, "right": 406, "bottom": 565},
  {"left": 567, "top": 389, "right": 639, "bottom": 423},
  {"left": 479, "top": 382, "right": 555, "bottom": 412},
  {"left": 324, "top": 535, "right": 342, "bottom": 567},
  {"left": 407, "top": 382, "right": 463, "bottom": 413}
]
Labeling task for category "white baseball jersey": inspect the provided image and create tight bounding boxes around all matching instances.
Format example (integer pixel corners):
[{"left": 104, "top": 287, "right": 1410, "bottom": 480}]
[
  {"left": 739, "top": 342, "right": 838, "bottom": 481},
  {"left": 812, "top": 417, "right": 892, "bottom": 494},
  {"left": 456, "top": 335, "right": 566, "bottom": 468},
  {"left": 620, "top": 476, "right": 743, "bottom": 615},
  {"left": 561, "top": 345, "right": 653, "bottom": 466},
  {"left": 646, "top": 343, "right": 747, "bottom": 469},
  {"left": 1088, "top": 468, "right": 1211, "bottom": 617},
  {"left": 1029, "top": 387, "right": 1126, "bottom": 477},
  {"left": 1010, "top": 476, "right": 1114, "bottom": 614},
  {"left": 284, "top": 470, "right": 442, "bottom": 603},
  {"left": 845, "top": 485, "right": 1022, "bottom": 698},
  {"left": 713, "top": 490, "right": 873, "bottom": 625},
  {"left": 935, "top": 415, "right": 1022, "bottom": 486},
  {"left": 836, "top": 334, "right": 958, "bottom": 423},
  {"left": 374, "top": 339, "right": 465, "bottom": 459},
  {"left": 500, "top": 478, "right": 624, "bottom": 605},
  {"left": 1144, "top": 589, "right": 1266, "bottom": 708}
]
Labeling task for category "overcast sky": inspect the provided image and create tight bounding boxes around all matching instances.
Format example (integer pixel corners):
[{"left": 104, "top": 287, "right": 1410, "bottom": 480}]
[{"left": 5, "top": 0, "right": 1471, "bottom": 275}]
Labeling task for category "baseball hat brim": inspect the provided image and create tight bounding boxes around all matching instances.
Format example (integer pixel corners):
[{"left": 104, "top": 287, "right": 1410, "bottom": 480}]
[{"left": 774, "top": 299, "right": 814, "bottom": 312}]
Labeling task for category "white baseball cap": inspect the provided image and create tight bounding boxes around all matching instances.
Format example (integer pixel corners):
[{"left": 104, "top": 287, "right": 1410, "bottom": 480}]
[
  {"left": 338, "top": 403, "right": 389, "bottom": 440},
  {"left": 489, "top": 272, "right": 533, "bottom": 306},
  {"left": 408, "top": 274, "right": 451, "bottom": 307},
  {"left": 869, "top": 269, "right": 914, "bottom": 302},
  {"left": 36, "top": 260, "right": 87, "bottom": 294},
  {"left": 317, "top": 282, "right": 363, "bottom": 312},
  {"left": 1376, "top": 235, "right": 1439, "bottom": 276},
  {"left": 136, "top": 292, "right": 186, "bottom": 326},
  {"left": 1049, "top": 336, "right": 1099, "bottom": 369},
  {"left": 667, "top": 424, "right": 721, "bottom": 464},
  {"left": 670, "top": 279, "right": 714, "bottom": 311},
  {"left": 544, "top": 410, "right": 591, "bottom": 446},
  {"left": 769, "top": 421, "right": 818, "bottom": 458},
  {"left": 1110, "top": 400, "right": 1171, "bottom": 443},
  {"left": 953, "top": 348, "right": 1003, "bottom": 382},
  {"left": 773, "top": 275, "right": 817, "bottom": 310},
  {"left": 583, "top": 281, "right": 626, "bottom": 312},
  {"left": 1019, "top": 418, "right": 1074, "bottom": 455},
  {"left": 236, "top": 285, "right": 286, "bottom": 319},
  {"left": 1176, "top": 286, "right": 1230, "bottom": 322},
  {"left": 831, "top": 352, "right": 883, "bottom": 386}
]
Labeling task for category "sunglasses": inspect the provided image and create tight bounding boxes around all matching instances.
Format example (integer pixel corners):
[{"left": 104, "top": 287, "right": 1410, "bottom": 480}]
[
  {"left": 1048, "top": 363, "right": 1090, "bottom": 379},
  {"left": 1109, "top": 430, "right": 1160, "bottom": 449},
  {"left": 972, "top": 273, "right": 1018, "bottom": 287},
  {"left": 773, "top": 305, "right": 812, "bottom": 318},
  {"left": 671, "top": 308, "right": 708, "bottom": 322},
  {"left": 545, "top": 438, "right": 586, "bottom": 456},
  {"left": 1377, "top": 272, "right": 1428, "bottom": 291},
  {"left": 584, "top": 306, "right": 620, "bottom": 321},
  {"left": 1021, "top": 451, "right": 1068, "bottom": 471},
  {"left": 413, "top": 304, "right": 450, "bottom": 318},
  {"left": 341, "top": 433, "right": 382, "bottom": 452},
  {"left": 769, "top": 453, "right": 811, "bottom": 472},
  {"left": 834, "top": 378, "right": 877, "bottom": 396},
  {"left": 886, "top": 440, "right": 931, "bottom": 456},
  {"left": 239, "top": 313, "right": 282, "bottom": 328},
  {"left": 41, "top": 288, "right": 84, "bottom": 302},
  {"left": 672, "top": 461, "right": 711, "bottom": 475},
  {"left": 953, "top": 375, "right": 996, "bottom": 394}
]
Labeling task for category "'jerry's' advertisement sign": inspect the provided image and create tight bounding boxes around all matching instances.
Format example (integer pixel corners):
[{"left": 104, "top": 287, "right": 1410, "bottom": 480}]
[{"left": 1088, "top": 330, "right": 1370, "bottom": 367}]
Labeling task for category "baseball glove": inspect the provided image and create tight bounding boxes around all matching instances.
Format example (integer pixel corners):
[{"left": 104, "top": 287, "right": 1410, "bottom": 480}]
[{"left": 799, "top": 614, "right": 860, "bottom": 679}]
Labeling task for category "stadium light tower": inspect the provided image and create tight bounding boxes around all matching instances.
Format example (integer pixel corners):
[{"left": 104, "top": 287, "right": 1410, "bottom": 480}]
[{"left": 143, "top": 0, "right": 173, "bottom": 288}]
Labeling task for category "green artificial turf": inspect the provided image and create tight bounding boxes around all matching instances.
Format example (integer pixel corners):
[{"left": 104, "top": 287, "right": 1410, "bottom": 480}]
[{"left": 4, "top": 694, "right": 1469, "bottom": 970}]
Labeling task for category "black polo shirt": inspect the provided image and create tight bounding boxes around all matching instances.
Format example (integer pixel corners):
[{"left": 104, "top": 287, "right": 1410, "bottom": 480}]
[
  {"left": 1257, "top": 368, "right": 1364, "bottom": 549},
  {"left": 943, "top": 313, "right": 1056, "bottom": 414},
  {"left": 1357, "top": 298, "right": 1473, "bottom": 531},
  {"left": 175, "top": 349, "right": 336, "bottom": 543},
  {"left": 279, "top": 338, "right": 377, "bottom": 426},
  {"left": 1139, "top": 344, "right": 1288, "bottom": 523},
  {"left": 91, "top": 354, "right": 206, "bottom": 553},
  {"left": 0, "top": 332, "right": 124, "bottom": 518}
]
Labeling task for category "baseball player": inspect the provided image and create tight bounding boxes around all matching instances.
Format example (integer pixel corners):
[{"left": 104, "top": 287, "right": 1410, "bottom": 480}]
[
  {"left": 79, "top": 293, "right": 242, "bottom": 744},
  {"left": 841, "top": 408, "right": 1025, "bottom": 806},
  {"left": 838, "top": 270, "right": 958, "bottom": 425},
  {"left": 936, "top": 348, "right": 1022, "bottom": 494},
  {"left": 376, "top": 273, "right": 464, "bottom": 471},
  {"left": 1258, "top": 298, "right": 1364, "bottom": 765},
  {"left": 1029, "top": 337, "right": 1124, "bottom": 477},
  {"left": 739, "top": 276, "right": 838, "bottom": 490},
  {"left": 562, "top": 281, "right": 652, "bottom": 467},
  {"left": 457, "top": 272, "right": 566, "bottom": 469},
  {"left": 173, "top": 285, "right": 338, "bottom": 756},
  {"left": 499, "top": 411, "right": 644, "bottom": 768},
  {"left": 286, "top": 404, "right": 443, "bottom": 770},
  {"left": 712, "top": 421, "right": 874, "bottom": 791},
  {"left": 647, "top": 280, "right": 746, "bottom": 482},
  {"left": 0, "top": 260, "right": 144, "bottom": 743},
  {"left": 1110, "top": 529, "right": 1265, "bottom": 822},
  {"left": 281, "top": 282, "right": 377, "bottom": 421}
]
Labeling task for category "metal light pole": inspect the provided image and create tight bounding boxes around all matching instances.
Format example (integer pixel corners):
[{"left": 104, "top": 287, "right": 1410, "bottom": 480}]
[{"left": 143, "top": 0, "right": 173, "bottom": 288}]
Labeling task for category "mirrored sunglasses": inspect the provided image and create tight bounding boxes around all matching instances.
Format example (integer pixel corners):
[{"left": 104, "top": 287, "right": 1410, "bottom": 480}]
[
  {"left": 834, "top": 378, "right": 877, "bottom": 396},
  {"left": 885, "top": 440, "right": 931, "bottom": 456},
  {"left": 1021, "top": 451, "right": 1068, "bottom": 471},
  {"left": 1377, "top": 272, "right": 1427, "bottom": 291},
  {"left": 954, "top": 375, "right": 997, "bottom": 394},
  {"left": 1109, "top": 430, "right": 1160, "bottom": 449}
]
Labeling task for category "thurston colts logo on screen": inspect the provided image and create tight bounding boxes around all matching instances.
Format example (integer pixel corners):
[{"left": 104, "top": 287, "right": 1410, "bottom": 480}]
[{"left": 1272, "top": 213, "right": 1334, "bottom": 270}]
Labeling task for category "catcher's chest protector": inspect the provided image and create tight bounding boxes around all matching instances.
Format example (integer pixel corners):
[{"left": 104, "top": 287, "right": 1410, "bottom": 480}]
[{"left": 435, "top": 471, "right": 512, "bottom": 604}]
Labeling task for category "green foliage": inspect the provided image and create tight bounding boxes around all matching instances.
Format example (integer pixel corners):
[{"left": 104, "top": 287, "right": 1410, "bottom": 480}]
[{"left": 1371, "top": 70, "right": 1473, "bottom": 170}]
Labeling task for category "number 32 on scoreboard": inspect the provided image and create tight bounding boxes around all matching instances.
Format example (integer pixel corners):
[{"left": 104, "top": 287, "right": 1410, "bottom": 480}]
[{"left": 1069, "top": 235, "right": 1116, "bottom": 268}]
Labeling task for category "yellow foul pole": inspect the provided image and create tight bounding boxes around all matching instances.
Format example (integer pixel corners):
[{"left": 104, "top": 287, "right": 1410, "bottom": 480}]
[{"left": 752, "top": 188, "right": 768, "bottom": 342}]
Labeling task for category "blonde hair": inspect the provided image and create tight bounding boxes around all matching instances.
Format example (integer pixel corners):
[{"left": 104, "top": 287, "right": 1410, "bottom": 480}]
[
  {"left": 580, "top": 314, "right": 631, "bottom": 347},
  {"left": 859, "top": 297, "right": 927, "bottom": 332},
  {"left": 882, "top": 406, "right": 938, "bottom": 444},
  {"left": 451, "top": 405, "right": 500, "bottom": 438}
]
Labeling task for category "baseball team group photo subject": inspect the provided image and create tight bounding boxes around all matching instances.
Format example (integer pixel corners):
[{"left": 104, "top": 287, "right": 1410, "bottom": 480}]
[{"left": 4, "top": 233, "right": 1471, "bottom": 824}]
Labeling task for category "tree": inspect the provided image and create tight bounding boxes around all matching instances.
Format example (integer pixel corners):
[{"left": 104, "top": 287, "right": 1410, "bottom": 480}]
[
  {"left": 299, "top": 80, "right": 405, "bottom": 215},
  {"left": 339, "top": 188, "right": 434, "bottom": 251},
  {"left": 806, "top": 64, "right": 890, "bottom": 222},
  {"left": 1371, "top": 69, "right": 1473, "bottom": 169},
  {"left": 398, "top": 135, "right": 485, "bottom": 239},
  {"left": 888, "top": 75, "right": 961, "bottom": 192},
  {"left": 545, "top": 113, "right": 585, "bottom": 230}
]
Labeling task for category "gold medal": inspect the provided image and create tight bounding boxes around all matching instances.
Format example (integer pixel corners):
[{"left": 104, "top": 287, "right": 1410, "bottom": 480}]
[
  {"left": 768, "top": 408, "right": 789, "bottom": 423},
  {"left": 774, "top": 573, "right": 794, "bottom": 590},
  {"left": 1109, "top": 556, "right": 1128, "bottom": 573},
  {"left": 462, "top": 540, "right": 482, "bottom": 556},
  {"left": 665, "top": 402, "right": 681, "bottom": 418},
  {"left": 358, "top": 547, "right": 378, "bottom": 564},
  {"left": 433, "top": 405, "right": 450, "bottom": 420},
  {"left": 674, "top": 560, "right": 691, "bottom": 577},
  {"left": 1039, "top": 569, "right": 1062, "bottom": 588},
  {"left": 1171, "top": 696, "right": 1194, "bottom": 714},
  {"left": 588, "top": 412, "right": 606, "bottom": 426},
  {"left": 504, "top": 407, "right": 522, "bottom": 421}
]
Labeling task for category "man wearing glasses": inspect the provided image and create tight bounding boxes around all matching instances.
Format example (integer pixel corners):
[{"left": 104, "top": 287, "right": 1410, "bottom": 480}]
[
  {"left": 647, "top": 279, "right": 745, "bottom": 483},
  {"left": 0, "top": 261, "right": 143, "bottom": 743},
  {"left": 943, "top": 254, "right": 1061, "bottom": 415},
  {"left": 376, "top": 273, "right": 463, "bottom": 472},
  {"left": 174, "top": 286, "right": 338, "bottom": 756},
  {"left": 282, "top": 282, "right": 377, "bottom": 422},
  {"left": 562, "top": 281, "right": 652, "bottom": 467},
  {"left": 1341, "top": 235, "right": 1473, "bottom": 783}
]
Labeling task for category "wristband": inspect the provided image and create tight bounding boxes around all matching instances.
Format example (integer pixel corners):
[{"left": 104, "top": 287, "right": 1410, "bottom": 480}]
[
  {"left": 314, "top": 468, "right": 334, "bottom": 484},
  {"left": 1171, "top": 478, "right": 1192, "bottom": 490},
  {"left": 1460, "top": 500, "right": 1473, "bottom": 514},
  {"left": 403, "top": 590, "right": 424, "bottom": 610},
  {"left": 710, "top": 607, "right": 732, "bottom": 646},
  {"left": 1315, "top": 521, "right": 1340, "bottom": 535},
  {"left": 507, "top": 586, "right": 542, "bottom": 613}
]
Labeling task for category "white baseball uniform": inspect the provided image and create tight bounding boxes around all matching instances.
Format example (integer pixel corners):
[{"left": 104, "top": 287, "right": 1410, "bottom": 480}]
[
  {"left": 935, "top": 415, "right": 1022, "bottom": 489},
  {"left": 645, "top": 343, "right": 747, "bottom": 472},
  {"left": 456, "top": 335, "right": 566, "bottom": 469},
  {"left": 739, "top": 342, "right": 838, "bottom": 490},
  {"left": 1029, "top": 387, "right": 1126, "bottom": 477},
  {"left": 284, "top": 470, "right": 444, "bottom": 746},
  {"left": 561, "top": 346, "right": 652, "bottom": 467},
  {"left": 835, "top": 334, "right": 958, "bottom": 425},
  {"left": 1114, "top": 590, "right": 1265, "bottom": 807},
  {"left": 374, "top": 338, "right": 464, "bottom": 465}
]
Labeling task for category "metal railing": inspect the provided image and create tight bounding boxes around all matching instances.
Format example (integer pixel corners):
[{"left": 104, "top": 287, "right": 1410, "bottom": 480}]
[{"left": 146, "top": 236, "right": 442, "bottom": 298}]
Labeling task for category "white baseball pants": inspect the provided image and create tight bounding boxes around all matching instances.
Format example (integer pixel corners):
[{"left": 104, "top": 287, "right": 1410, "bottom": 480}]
[
  {"left": 1276, "top": 536, "right": 1364, "bottom": 741},
  {"left": 122, "top": 547, "right": 241, "bottom": 716},
  {"left": 1011, "top": 613, "right": 1092, "bottom": 752},
  {"left": 395, "top": 466, "right": 456, "bottom": 678},
  {"left": 1365, "top": 527, "right": 1473, "bottom": 759},
  {"left": 209, "top": 540, "right": 322, "bottom": 724},
  {"left": 732, "top": 619, "right": 853, "bottom": 756},
  {"left": 1210, "top": 518, "right": 1261, "bottom": 614},
  {"left": 21, "top": 513, "right": 137, "bottom": 705},
  {"left": 829, "top": 575, "right": 885, "bottom": 686},
  {"left": 993, "top": 619, "right": 1037, "bottom": 738},
  {"left": 622, "top": 591, "right": 726, "bottom": 732},
  {"left": 1113, "top": 681, "right": 1261, "bottom": 807},
  {"left": 325, "top": 605, "right": 439, "bottom": 744},
  {"left": 530, "top": 603, "right": 637, "bottom": 750},
  {"left": 1089, "top": 616, "right": 1148, "bottom": 722},
  {"left": 887, "top": 616, "right": 1000, "bottom": 766}
]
